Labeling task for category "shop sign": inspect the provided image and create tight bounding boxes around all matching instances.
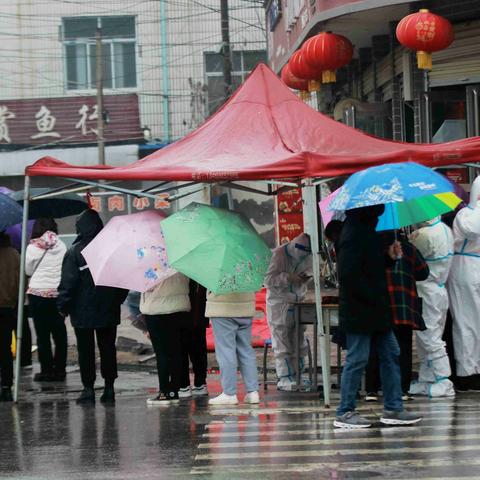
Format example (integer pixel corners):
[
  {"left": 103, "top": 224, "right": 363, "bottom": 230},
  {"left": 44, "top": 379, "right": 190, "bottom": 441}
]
[
  {"left": 0, "top": 94, "right": 140, "bottom": 145},
  {"left": 88, "top": 193, "right": 170, "bottom": 214}
]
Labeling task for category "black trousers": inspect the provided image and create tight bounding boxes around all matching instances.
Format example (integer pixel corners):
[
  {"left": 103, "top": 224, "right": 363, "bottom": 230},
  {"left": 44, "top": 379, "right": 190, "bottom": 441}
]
[
  {"left": 180, "top": 320, "right": 208, "bottom": 388},
  {"left": 74, "top": 326, "right": 118, "bottom": 388},
  {"left": 366, "top": 326, "right": 412, "bottom": 394},
  {"left": 0, "top": 310, "right": 15, "bottom": 388},
  {"left": 146, "top": 312, "right": 192, "bottom": 395},
  {"left": 29, "top": 295, "right": 67, "bottom": 375}
]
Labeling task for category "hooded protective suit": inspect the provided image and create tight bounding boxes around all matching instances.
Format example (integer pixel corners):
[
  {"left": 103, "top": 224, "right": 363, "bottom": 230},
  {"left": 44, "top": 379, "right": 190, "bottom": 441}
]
[
  {"left": 448, "top": 176, "right": 480, "bottom": 378},
  {"left": 409, "top": 217, "right": 455, "bottom": 397},
  {"left": 265, "top": 233, "right": 312, "bottom": 390}
]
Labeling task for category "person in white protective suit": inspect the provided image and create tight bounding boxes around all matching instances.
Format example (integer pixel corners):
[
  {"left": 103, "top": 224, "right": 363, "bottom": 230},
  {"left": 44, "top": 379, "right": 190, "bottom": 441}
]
[
  {"left": 448, "top": 176, "right": 480, "bottom": 392},
  {"left": 265, "top": 233, "right": 313, "bottom": 391},
  {"left": 409, "top": 217, "right": 455, "bottom": 397}
]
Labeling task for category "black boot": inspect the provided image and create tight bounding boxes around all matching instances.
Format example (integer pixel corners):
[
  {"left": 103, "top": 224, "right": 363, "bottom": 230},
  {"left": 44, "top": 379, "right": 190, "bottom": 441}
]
[
  {"left": 76, "top": 387, "right": 95, "bottom": 405},
  {"left": 100, "top": 385, "right": 115, "bottom": 404},
  {"left": 0, "top": 387, "right": 13, "bottom": 402}
]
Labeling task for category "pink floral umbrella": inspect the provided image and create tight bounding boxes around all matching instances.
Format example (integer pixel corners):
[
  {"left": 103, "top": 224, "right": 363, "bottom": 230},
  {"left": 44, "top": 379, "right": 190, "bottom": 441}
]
[
  {"left": 318, "top": 190, "right": 345, "bottom": 227},
  {"left": 82, "top": 210, "right": 175, "bottom": 293}
]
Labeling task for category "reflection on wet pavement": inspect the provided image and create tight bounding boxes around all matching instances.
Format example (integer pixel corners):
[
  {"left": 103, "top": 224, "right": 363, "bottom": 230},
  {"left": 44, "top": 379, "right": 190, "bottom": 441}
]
[{"left": 1, "top": 371, "right": 480, "bottom": 479}]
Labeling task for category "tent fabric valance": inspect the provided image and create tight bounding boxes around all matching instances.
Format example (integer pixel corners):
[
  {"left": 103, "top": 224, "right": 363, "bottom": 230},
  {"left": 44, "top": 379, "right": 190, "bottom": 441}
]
[{"left": 27, "top": 63, "right": 480, "bottom": 182}]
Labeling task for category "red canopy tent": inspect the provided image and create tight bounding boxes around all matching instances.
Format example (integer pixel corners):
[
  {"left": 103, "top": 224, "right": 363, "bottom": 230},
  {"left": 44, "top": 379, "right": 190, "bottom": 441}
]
[
  {"left": 27, "top": 63, "right": 480, "bottom": 181},
  {"left": 15, "top": 63, "right": 480, "bottom": 405}
]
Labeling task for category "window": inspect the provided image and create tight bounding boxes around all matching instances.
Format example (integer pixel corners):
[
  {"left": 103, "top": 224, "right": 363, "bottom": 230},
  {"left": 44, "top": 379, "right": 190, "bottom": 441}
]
[
  {"left": 63, "top": 16, "right": 137, "bottom": 90},
  {"left": 204, "top": 50, "right": 267, "bottom": 115}
]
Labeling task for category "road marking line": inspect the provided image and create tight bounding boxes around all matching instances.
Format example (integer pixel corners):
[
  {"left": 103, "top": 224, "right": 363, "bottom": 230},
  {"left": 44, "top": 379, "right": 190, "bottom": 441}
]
[
  {"left": 202, "top": 418, "right": 480, "bottom": 438},
  {"left": 190, "top": 457, "right": 480, "bottom": 475},
  {"left": 194, "top": 443, "right": 480, "bottom": 460},
  {"left": 197, "top": 432, "right": 480, "bottom": 449}
]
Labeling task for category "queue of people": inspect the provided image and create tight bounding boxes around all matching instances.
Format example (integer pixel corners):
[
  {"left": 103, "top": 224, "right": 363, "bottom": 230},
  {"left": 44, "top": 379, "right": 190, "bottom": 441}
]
[{"left": 1, "top": 175, "right": 479, "bottom": 423}]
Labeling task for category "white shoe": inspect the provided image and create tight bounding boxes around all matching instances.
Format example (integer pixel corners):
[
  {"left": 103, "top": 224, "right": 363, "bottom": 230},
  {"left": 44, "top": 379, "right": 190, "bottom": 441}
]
[
  {"left": 244, "top": 391, "right": 260, "bottom": 404},
  {"left": 179, "top": 386, "right": 192, "bottom": 398},
  {"left": 192, "top": 384, "right": 208, "bottom": 396},
  {"left": 208, "top": 393, "right": 238, "bottom": 406},
  {"left": 277, "top": 377, "right": 296, "bottom": 391}
]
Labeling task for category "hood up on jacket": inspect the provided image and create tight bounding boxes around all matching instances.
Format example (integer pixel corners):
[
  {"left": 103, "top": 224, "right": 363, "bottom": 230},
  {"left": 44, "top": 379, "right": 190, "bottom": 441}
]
[
  {"left": 469, "top": 176, "right": 480, "bottom": 208},
  {"left": 74, "top": 209, "right": 103, "bottom": 245},
  {"left": 346, "top": 204, "right": 385, "bottom": 229},
  {"left": 30, "top": 230, "right": 59, "bottom": 250},
  {"left": 286, "top": 232, "right": 311, "bottom": 257}
]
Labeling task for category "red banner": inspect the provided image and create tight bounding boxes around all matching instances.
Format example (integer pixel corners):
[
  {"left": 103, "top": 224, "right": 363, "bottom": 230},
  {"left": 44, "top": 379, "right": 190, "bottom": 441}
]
[{"left": 276, "top": 187, "right": 304, "bottom": 245}]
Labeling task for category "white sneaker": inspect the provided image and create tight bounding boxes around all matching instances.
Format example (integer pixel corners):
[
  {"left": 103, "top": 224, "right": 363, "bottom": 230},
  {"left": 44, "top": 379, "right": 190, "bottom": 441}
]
[
  {"left": 244, "top": 391, "right": 260, "bottom": 404},
  {"left": 192, "top": 384, "right": 208, "bottom": 396},
  {"left": 179, "top": 386, "right": 192, "bottom": 398},
  {"left": 208, "top": 393, "right": 238, "bottom": 406},
  {"left": 277, "top": 377, "right": 296, "bottom": 391}
]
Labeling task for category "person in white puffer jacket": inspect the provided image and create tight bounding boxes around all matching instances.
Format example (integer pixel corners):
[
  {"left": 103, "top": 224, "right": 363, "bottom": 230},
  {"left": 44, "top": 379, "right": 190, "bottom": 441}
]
[
  {"left": 140, "top": 272, "right": 192, "bottom": 406},
  {"left": 26, "top": 218, "right": 67, "bottom": 382}
]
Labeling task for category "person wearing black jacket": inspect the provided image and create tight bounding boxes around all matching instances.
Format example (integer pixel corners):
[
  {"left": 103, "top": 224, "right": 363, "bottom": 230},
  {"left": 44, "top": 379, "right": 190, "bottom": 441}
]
[
  {"left": 334, "top": 205, "right": 422, "bottom": 429},
  {"left": 57, "top": 210, "right": 128, "bottom": 405},
  {"left": 178, "top": 281, "right": 208, "bottom": 397}
]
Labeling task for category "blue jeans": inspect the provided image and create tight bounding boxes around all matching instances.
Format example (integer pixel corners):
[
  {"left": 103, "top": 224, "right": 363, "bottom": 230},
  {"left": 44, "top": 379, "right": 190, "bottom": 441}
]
[
  {"left": 337, "top": 331, "right": 403, "bottom": 416},
  {"left": 211, "top": 317, "right": 259, "bottom": 395}
]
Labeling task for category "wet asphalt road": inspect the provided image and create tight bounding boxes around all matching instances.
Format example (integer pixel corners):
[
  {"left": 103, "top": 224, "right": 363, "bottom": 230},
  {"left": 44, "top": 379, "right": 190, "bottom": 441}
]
[{"left": 2, "top": 369, "right": 480, "bottom": 479}]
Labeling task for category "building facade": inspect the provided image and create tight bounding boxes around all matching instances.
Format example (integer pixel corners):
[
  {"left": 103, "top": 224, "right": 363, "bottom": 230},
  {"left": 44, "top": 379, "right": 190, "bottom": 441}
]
[
  {"left": 265, "top": 0, "right": 480, "bottom": 185},
  {"left": 0, "top": 0, "right": 266, "bottom": 181}
]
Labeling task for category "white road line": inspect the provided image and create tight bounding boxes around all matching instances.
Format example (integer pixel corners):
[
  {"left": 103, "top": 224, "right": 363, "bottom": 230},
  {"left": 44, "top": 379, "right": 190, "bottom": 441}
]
[
  {"left": 190, "top": 457, "right": 480, "bottom": 475},
  {"left": 204, "top": 402, "right": 477, "bottom": 418},
  {"left": 202, "top": 417, "right": 480, "bottom": 438},
  {"left": 197, "top": 432, "right": 480, "bottom": 449},
  {"left": 194, "top": 442, "right": 480, "bottom": 461}
]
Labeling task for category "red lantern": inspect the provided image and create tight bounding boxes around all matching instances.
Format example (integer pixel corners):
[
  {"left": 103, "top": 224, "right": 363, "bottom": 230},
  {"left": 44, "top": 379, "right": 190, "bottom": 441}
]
[
  {"left": 289, "top": 50, "right": 322, "bottom": 92},
  {"left": 281, "top": 63, "right": 310, "bottom": 100},
  {"left": 396, "top": 9, "right": 454, "bottom": 71},
  {"left": 302, "top": 32, "right": 353, "bottom": 83}
]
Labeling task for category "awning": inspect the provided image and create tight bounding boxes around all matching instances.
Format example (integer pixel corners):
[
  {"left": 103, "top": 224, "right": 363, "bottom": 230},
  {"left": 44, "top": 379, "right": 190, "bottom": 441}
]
[{"left": 26, "top": 63, "right": 480, "bottom": 182}]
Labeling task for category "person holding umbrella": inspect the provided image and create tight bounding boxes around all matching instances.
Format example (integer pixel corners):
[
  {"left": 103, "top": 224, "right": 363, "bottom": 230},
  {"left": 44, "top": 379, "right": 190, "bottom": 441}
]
[
  {"left": 160, "top": 203, "right": 272, "bottom": 406},
  {"left": 140, "top": 272, "right": 193, "bottom": 406},
  {"left": 57, "top": 210, "right": 128, "bottom": 404},
  {"left": 328, "top": 162, "right": 460, "bottom": 428},
  {"left": 0, "top": 231, "right": 20, "bottom": 401},
  {"left": 26, "top": 218, "right": 67, "bottom": 382},
  {"left": 334, "top": 206, "right": 422, "bottom": 428}
]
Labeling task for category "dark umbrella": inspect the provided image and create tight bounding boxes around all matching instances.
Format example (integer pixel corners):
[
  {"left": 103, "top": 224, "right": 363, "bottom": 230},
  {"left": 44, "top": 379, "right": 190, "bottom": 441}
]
[
  {"left": 12, "top": 188, "right": 88, "bottom": 219},
  {"left": 0, "top": 187, "right": 34, "bottom": 250},
  {"left": 0, "top": 191, "right": 23, "bottom": 231}
]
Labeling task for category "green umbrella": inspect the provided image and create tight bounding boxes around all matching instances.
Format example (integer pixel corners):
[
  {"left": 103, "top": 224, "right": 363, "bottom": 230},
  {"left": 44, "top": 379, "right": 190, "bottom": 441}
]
[{"left": 161, "top": 202, "right": 272, "bottom": 294}]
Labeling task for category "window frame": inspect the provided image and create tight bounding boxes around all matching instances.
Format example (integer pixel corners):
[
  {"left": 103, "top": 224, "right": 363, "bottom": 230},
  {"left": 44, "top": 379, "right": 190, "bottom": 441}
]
[
  {"left": 204, "top": 50, "right": 266, "bottom": 115},
  {"left": 62, "top": 16, "right": 138, "bottom": 93}
]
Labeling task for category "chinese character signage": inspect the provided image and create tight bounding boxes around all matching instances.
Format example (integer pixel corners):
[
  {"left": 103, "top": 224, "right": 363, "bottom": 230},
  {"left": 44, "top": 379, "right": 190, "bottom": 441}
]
[
  {"left": 89, "top": 193, "right": 170, "bottom": 214},
  {"left": 276, "top": 187, "right": 304, "bottom": 245},
  {"left": 0, "top": 94, "right": 140, "bottom": 145}
]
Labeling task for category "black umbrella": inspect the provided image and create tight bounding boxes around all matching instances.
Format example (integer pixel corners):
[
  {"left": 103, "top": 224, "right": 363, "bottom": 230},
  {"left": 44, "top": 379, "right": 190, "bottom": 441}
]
[{"left": 12, "top": 188, "right": 88, "bottom": 219}]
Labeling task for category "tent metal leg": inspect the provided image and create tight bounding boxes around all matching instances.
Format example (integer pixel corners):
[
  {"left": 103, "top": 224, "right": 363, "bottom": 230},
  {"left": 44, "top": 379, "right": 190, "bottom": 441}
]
[
  {"left": 14, "top": 176, "right": 30, "bottom": 403},
  {"left": 302, "top": 180, "right": 331, "bottom": 407}
]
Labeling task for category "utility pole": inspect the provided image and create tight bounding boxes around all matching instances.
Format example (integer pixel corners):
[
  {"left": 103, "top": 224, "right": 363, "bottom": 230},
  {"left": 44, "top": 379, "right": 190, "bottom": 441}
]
[
  {"left": 220, "top": 0, "right": 234, "bottom": 210},
  {"left": 96, "top": 27, "right": 105, "bottom": 165},
  {"left": 220, "top": 0, "right": 232, "bottom": 101}
]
